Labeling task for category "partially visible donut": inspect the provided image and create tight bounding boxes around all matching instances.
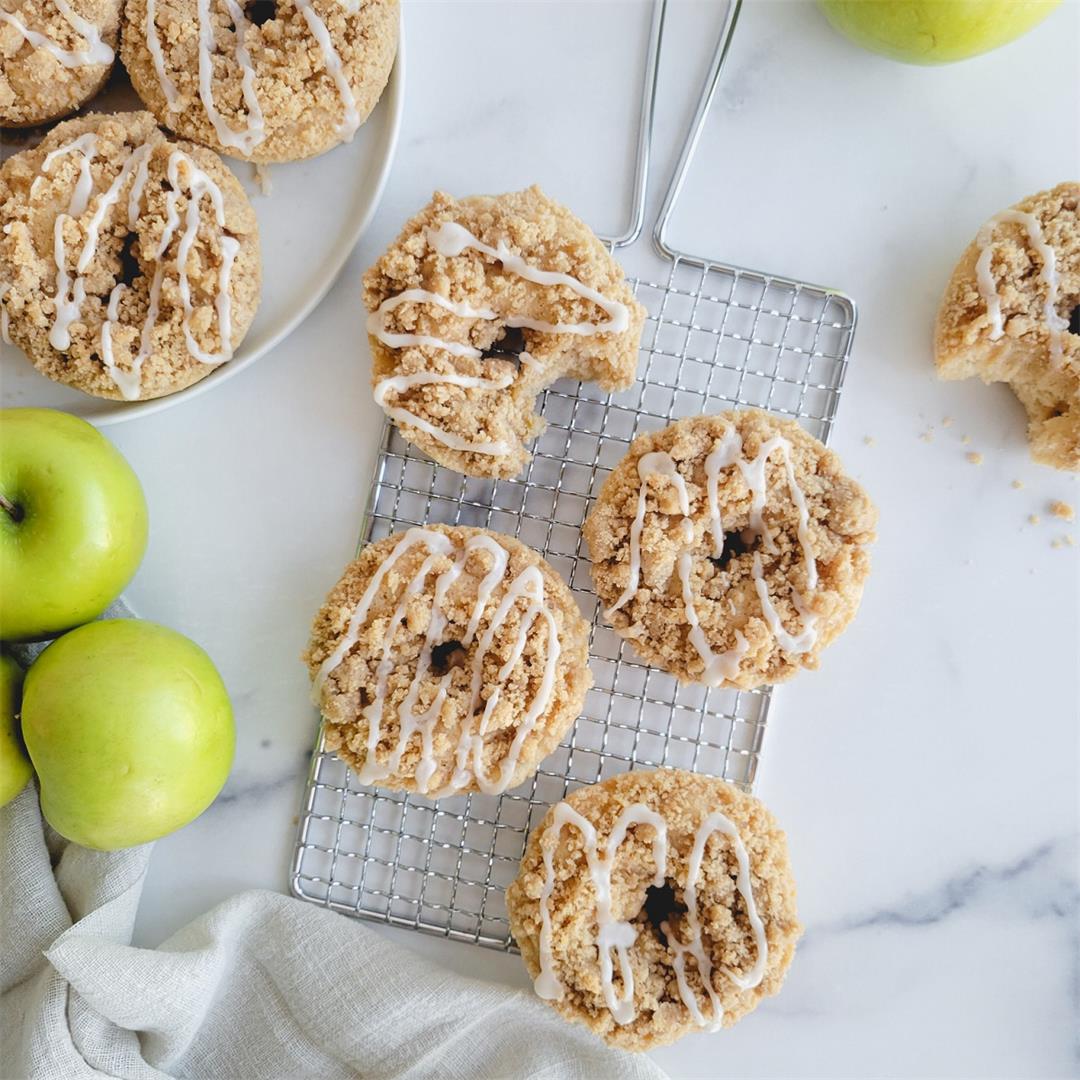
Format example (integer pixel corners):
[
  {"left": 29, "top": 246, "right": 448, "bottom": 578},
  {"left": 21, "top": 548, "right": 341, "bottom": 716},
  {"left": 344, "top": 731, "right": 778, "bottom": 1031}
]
[
  {"left": 363, "top": 187, "right": 647, "bottom": 479},
  {"left": 0, "top": 111, "right": 261, "bottom": 400},
  {"left": 120, "top": 0, "right": 399, "bottom": 163},
  {"left": 304, "top": 524, "right": 592, "bottom": 797},
  {"left": 584, "top": 409, "right": 877, "bottom": 689},
  {"left": 935, "top": 182, "right": 1080, "bottom": 472},
  {"left": 0, "top": 0, "right": 120, "bottom": 126},
  {"left": 506, "top": 769, "right": 802, "bottom": 1051}
]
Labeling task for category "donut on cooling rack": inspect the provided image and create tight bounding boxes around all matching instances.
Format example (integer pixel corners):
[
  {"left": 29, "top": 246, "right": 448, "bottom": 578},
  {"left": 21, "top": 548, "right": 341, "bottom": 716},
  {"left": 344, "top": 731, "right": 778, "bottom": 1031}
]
[
  {"left": 120, "top": 0, "right": 399, "bottom": 163},
  {"left": 935, "top": 182, "right": 1080, "bottom": 472},
  {"left": 0, "top": 111, "right": 261, "bottom": 400},
  {"left": 0, "top": 0, "right": 120, "bottom": 126},
  {"left": 363, "top": 186, "right": 647, "bottom": 479},
  {"left": 304, "top": 524, "right": 592, "bottom": 797},
  {"left": 506, "top": 768, "right": 802, "bottom": 1051},
  {"left": 583, "top": 409, "right": 877, "bottom": 690}
]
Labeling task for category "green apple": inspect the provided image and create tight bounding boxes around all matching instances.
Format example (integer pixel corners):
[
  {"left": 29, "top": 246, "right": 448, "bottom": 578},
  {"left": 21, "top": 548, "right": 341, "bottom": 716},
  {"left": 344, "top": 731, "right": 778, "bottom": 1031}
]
[
  {"left": 0, "top": 408, "right": 148, "bottom": 641},
  {"left": 21, "top": 619, "right": 234, "bottom": 850},
  {"left": 819, "top": 0, "right": 1061, "bottom": 64},
  {"left": 0, "top": 652, "right": 32, "bottom": 806}
]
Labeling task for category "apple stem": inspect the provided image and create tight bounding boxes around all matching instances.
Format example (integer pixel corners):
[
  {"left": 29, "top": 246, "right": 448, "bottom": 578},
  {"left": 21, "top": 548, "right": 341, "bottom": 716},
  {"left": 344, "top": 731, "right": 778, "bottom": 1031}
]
[{"left": 0, "top": 495, "right": 23, "bottom": 523}]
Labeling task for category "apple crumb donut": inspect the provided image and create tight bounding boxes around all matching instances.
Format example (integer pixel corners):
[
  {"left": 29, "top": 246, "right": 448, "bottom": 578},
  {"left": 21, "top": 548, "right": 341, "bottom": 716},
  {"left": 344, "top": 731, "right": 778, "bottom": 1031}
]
[
  {"left": 363, "top": 187, "right": 647, "bottom": 479},
  {"left": 120, "top": 0, "right": 399, "bottom": 163},
  {"left": 935, "top": 182, "right": 1080, "bottom": 472},
  {"left": 304, "top": 524, "right": 592, "bottom": 797},
  {"left": 506, "top": 769, "right": 802, "bottom": 1051},
  {"left": 584, "top": 410, "right": 877, "bottom": 690},
  {"left": 0, "top": 0, "right": 120, "bottom": 127},
  {"left": 0, "top": 111, "right": 261, "bottom": 401}
]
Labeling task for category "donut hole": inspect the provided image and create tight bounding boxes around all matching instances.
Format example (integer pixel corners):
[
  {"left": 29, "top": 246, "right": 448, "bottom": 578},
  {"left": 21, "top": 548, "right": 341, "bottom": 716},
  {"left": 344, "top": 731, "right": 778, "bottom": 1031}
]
[
  {"left": 643, "top": 880, "right": 688, "bottom": 946},
  {"left": 481, "top": 325, "right": 526, "bottom": 362},
  {"left": 709, "top": 528, "right": 757, "bottom": 571},
  {"left": 430, "top": 639, "right": 467, "bottom": 676},
  {"left": 117, "top": 233, "right": 141, "bottom": 287},
  {"left": 1068, "top": 304, "right": 1080, "bottom": 336},
  {"left": 245, "top": 0, "right": 277, "bottom": 26}
]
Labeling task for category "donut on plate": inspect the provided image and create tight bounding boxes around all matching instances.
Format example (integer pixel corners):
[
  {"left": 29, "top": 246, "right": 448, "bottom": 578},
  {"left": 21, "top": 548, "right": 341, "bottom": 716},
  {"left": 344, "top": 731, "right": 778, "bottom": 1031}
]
[
  {"left": 0, "top": 0, "right": 120, "bottom": 126},
  {"left": 0, "top": 111, "right": 261, "bottom": 400},
  {"left": 363, "top": 186, "right": 647, "bottom": 479},
  {"left": 120, "top": 0, "right": 399, "bottom": 163},
  {"left": 506, "top": 769, "right": 802, "bottom": 1051},
  {"left": 935, "top": 182, "right": 1080, "bottom": 472},
  {"left": 584, "top": 409, "right": 877, "bottom": 690},
  {"left": 304, "top": 524, "right": 592, "bottom": 797}
]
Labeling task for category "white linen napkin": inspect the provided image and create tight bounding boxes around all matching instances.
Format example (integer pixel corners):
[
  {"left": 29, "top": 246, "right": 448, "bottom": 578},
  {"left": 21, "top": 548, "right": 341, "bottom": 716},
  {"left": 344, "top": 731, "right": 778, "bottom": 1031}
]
[{"left": 0, "top": 782, "right": 666, "bottom": 1080}]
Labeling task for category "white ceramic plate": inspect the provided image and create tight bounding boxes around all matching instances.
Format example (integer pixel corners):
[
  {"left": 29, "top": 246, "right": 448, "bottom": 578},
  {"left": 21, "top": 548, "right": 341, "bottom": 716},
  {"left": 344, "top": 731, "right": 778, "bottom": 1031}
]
[{"left": 0, "top": 24, "right": 404, "bottom": 426}]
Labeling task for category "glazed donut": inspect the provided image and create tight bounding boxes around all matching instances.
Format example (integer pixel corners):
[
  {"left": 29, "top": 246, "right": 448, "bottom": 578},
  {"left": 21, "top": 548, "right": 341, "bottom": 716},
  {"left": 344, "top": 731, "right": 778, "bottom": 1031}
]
[
  {"left": 0, "top": 0, "right": 119, "bottom": 126},
  {"left": 363, "top": 187, "right": 647, "bottom": 479},
  {"left": 506, "top": 769, "right": 802, "bottom": 1051},
  {"left": 0, "top": 111, "right": 261, "bottom": 400},
  {"left": 304, "top": 524, "right": 592, "bottom": 797},
  {"left": 583, "top": 409, "right": 877, "bottom": 689},
  {"left": 935, "top": 182, "right": 1080, "bottom": 472},
  {"left": 120, "top": 0, "right": 399, "bottom": 163}
]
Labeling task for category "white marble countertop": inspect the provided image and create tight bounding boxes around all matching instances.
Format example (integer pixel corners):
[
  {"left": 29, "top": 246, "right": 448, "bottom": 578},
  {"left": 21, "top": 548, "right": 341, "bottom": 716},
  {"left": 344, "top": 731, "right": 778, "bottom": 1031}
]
[{"left": 97, "top": 1, "right": 1077, "bottom": 1076}]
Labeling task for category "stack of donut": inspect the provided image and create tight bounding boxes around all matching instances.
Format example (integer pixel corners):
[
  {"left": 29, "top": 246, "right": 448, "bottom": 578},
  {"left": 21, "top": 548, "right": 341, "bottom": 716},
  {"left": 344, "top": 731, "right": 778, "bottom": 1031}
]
[{"left": 0, "top": 0, "right": 399, "bottom": 400}]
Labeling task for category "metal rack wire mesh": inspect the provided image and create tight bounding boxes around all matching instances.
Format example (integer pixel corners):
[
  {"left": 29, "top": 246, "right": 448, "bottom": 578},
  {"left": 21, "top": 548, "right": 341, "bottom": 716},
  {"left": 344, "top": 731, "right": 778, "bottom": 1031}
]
[{"left": 290, "top": 253, "right": 855, "bottom": 948}]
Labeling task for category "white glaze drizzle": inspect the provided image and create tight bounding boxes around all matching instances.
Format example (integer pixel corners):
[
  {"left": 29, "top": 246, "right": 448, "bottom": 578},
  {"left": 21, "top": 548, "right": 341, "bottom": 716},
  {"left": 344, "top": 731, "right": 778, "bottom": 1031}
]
[
  {"left": 36, "top": 136, "right": 238, "bottom": 398},
  {"left": 0, "top": 0, "right": 114, "bottom": 69},
  {"left": 295, "top": 0, "right": 360, "bottom": 138},
  {"left": 143, "top": 0, "right": 179, "bottom": 109},
  {"left": 535, "top": 802, "right": 668, "bottom": 1023},
  {"left": 605, "top": 425, "right": 820, "bottom": 673},
  {"left": 974, "top": 209, "right": 1070, "bottom": 368},
  {"left": 535, "top": 801, "right": 767, "bottom": 1029},
  {"left": 144, "top": 0, "right": 360, "bottom": 151},
  {"left": 428, "top": 222, "right": 630, "bottom": 336},
  {"left": 367, "top": 220, "right": 633, "bottom": 456},
  {"left": 164, "top": 150, "right": 240, "bottom": 366},
  {"left": 606, "top": 451, "right": 690, "bottom": 616},
  {"left": 312, "top": 528, "right": 562, "bottom": 794},
  {"left": 372, "top": 370, "right": 516, "bottom": 455},
  {"left": 43, "top": 133, "right": 97, "bottom": 351}
]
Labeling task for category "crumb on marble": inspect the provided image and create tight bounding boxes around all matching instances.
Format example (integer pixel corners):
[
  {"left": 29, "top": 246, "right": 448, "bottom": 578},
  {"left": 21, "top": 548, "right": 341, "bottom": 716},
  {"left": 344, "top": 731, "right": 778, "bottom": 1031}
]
[
  {"left": 942, "top": 416, "right": 954, "bottom": 428},
  {"left": 863, "top": 435, "right": 875, "bottom": 447},
  {"left": 1049, "top": 500, "right": 1075, "bottom": 523},
  {"left": 966, "top": 452, "right": 983, "bottom": 465},
  {"left": 1011, "top": 479, "right": 1024, "bottom": 490},
  {"left": 1028, "top": 514, "right": 1041, "bottom": 526},
  {"left": 919, "top": 430, "right": 933, "bottom": 443},
  {"left": 961, "top": 434, "right": 971, "bottom": 445}
]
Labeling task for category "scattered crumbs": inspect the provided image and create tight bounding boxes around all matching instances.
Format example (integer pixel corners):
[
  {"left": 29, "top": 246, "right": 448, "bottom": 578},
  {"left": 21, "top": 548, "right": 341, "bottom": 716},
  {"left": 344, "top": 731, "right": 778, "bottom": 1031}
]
[
  {"left": 1051, "top": 538, "right": 1063, "bottom": 550},
  {"left": 1028, "top": 514, "right": 1041, "bottom": 526},
  {"left": 919, "top": 430, "right": 933, "bottom": 443},
  {"left": 1049, "top": 499, "right": 1075, "bottom": 523},
  {"left": 961, "top": 434, "right": 971, "bottom": 445},
  {"left": 942, "top": 416, "right": 954, "bottom": 428},
  {"left": 966, "top": 452, "right": 983, "bottom": 465},
  {"left": 1066, "top": 535, "right": 1076, "bottom": 548},
  {"left": 1011, "top": 479, "right": 1024, "bottom": 490},
  {"left": 252, "top": 162, "right": 273, "bottom": 196},
  {"left": 863, "top": 435, "right": 876, "bottom": 447}
]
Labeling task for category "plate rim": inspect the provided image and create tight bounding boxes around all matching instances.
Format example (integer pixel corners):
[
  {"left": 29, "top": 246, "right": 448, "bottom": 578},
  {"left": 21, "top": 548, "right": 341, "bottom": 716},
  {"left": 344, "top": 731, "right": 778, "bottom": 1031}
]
[{"left": 11, "top": 16, "right": 406, "bottom": 428}]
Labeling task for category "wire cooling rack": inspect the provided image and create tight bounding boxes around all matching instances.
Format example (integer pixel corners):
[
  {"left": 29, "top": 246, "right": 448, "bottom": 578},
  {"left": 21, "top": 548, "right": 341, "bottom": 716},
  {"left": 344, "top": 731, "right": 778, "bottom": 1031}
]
[{"left": 290, "top": 0, "right": 857, "bottom": 949}]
